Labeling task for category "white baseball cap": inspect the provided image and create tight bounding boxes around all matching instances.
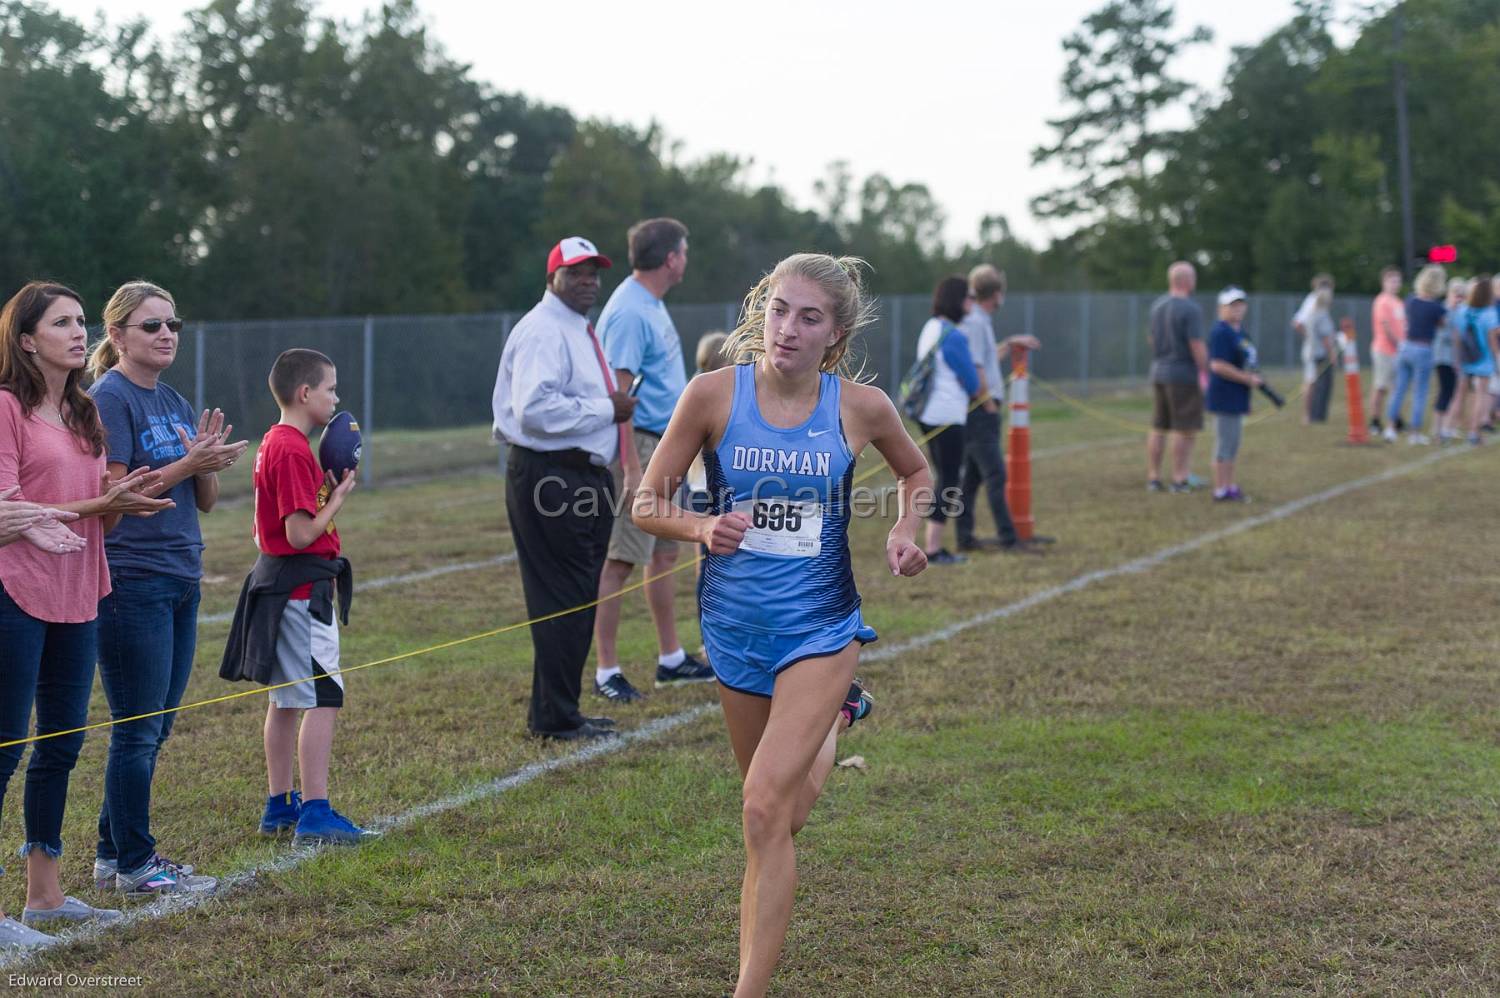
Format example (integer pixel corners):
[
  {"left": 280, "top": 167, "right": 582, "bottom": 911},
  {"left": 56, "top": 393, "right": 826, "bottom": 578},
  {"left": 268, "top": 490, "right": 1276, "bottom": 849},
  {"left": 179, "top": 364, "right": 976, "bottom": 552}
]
[
  {"left": 547, "top": 236, "right": 612, "bottom": 276},
  {"left": 1217, "top": 286, "right": 1248, "bottom": 306}
]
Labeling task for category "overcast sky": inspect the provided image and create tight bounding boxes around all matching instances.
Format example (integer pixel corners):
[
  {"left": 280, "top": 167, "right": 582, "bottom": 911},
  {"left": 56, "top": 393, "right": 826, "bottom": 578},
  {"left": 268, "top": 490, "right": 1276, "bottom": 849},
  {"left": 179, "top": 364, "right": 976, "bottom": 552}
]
[{"left": 52, "top": 0, "right": 1357, "bottom": 247}]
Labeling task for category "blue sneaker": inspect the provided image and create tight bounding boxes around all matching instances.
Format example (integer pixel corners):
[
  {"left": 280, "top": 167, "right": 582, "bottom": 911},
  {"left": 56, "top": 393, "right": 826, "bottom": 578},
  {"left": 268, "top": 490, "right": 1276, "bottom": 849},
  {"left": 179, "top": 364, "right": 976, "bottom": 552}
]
[
  {"left": 292, "top": 799, "right": 379, "bottom": 847},
  {"left": 840, "top": 680, "right": 874, "bottom": 729},
  {"left": 260, "top": 791, "right": 303, "bottom": 836}
]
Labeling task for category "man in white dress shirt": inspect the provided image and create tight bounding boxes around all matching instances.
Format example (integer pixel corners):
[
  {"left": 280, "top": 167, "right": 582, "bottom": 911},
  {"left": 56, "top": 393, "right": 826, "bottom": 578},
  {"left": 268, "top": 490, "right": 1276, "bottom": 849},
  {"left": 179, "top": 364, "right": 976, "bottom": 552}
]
[{"left": 492, "top": 236, "right": 639, "bottom": 740}]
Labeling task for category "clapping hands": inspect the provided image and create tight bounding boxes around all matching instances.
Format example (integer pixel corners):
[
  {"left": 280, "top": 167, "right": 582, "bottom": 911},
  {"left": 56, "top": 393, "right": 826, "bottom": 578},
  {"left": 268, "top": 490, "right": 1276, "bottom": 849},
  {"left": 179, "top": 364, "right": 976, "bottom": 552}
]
[
  {"left": 174, "top": 408, "right": 250, "bottom": 479},
  {"left": 0, "top": 485, "right": 85, "bottom": 554},
  {"left": 101, "top": 467, "right": 175, "bottom": 517}
]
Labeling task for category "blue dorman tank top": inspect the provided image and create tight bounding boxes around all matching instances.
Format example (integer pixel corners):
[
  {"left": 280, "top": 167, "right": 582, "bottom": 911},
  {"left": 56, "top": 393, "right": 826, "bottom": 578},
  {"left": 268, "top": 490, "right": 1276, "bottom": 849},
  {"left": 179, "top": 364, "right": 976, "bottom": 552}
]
[{"left": 699, "top": 363, "right": 859, "bottom": 633}]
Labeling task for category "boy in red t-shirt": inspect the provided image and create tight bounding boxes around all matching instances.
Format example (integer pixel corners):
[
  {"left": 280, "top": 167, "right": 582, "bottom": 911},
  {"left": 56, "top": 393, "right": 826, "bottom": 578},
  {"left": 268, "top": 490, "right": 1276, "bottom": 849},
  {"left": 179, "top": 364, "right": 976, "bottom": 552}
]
[{"left": 251, "top": 349, "right": 372, "bottom": 845}]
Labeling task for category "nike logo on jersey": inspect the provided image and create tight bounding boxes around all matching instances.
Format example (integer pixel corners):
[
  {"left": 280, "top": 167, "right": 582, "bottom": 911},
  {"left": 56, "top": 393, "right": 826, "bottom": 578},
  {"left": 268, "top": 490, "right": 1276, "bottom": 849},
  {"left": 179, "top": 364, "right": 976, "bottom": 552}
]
[{"left": 807, "top": 428, "right": 831, "bottom": 438}]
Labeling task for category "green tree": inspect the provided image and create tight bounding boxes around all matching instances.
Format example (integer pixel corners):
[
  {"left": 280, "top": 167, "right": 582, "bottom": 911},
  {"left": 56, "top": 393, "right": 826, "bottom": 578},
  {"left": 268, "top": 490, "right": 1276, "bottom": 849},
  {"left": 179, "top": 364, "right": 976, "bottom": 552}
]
[
  {"left": 1030, "top": 0, "right": 1210, "bottom": 248},
  {"left": 0, "top": 2, "right": 211, "bottom": 305}
]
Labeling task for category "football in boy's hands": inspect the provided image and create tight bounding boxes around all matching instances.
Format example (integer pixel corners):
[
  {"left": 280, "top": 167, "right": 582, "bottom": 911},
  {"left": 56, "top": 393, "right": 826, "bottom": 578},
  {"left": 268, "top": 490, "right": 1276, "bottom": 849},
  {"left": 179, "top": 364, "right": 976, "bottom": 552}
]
[{"left": 318, "top": 411, "right": 362, "bottom": 480}]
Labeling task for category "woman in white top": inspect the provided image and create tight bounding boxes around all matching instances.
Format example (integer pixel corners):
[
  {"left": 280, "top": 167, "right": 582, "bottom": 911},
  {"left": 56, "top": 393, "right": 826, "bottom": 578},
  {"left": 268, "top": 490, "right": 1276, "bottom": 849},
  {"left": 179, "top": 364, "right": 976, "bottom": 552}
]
[{"left": 914, "top": 276, "right": 983, "bottom": 564}]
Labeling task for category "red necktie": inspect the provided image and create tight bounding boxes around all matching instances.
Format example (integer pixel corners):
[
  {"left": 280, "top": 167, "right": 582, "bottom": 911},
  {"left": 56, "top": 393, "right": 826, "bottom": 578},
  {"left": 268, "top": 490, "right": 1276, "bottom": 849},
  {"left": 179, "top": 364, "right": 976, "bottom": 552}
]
[{"left": 585, "top": 323, "right": 629, "bottom": 465}]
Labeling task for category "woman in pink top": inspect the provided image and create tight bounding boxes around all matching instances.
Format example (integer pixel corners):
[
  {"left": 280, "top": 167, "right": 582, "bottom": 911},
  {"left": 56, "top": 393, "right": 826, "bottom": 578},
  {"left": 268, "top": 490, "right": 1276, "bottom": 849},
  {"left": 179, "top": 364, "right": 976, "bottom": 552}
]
[{"left": 0, "top": 282, "right": 171, "bottom": 950}]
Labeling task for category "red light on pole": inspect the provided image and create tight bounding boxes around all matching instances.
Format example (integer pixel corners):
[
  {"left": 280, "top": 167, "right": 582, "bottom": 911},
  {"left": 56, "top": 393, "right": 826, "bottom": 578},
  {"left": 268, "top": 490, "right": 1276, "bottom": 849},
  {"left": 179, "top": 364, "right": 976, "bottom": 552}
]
[{"left": 1429, "top": 245, "right": 1458, "bottom": 264}]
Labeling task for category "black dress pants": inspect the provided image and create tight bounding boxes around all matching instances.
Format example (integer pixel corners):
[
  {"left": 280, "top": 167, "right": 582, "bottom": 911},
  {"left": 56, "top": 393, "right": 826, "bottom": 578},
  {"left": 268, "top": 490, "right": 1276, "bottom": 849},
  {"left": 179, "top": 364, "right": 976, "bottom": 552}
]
[
  {"left": 955, "top": 406, "right": 1018, "bottom": 546},
  {"left": 505, "top": 447, "right": 614, "bottom": 734}
]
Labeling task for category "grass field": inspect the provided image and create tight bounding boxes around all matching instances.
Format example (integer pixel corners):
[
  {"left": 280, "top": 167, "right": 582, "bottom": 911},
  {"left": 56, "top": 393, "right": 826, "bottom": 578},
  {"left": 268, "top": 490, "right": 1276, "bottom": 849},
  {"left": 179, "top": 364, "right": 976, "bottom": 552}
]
[{"left": 4, "top": 375, "right": 1499, "bottom": 995}]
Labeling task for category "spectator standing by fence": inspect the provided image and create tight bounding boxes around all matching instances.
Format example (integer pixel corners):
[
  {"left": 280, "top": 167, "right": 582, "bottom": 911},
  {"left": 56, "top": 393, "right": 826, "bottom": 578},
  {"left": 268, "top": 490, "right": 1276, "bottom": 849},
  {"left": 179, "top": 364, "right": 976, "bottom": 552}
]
[
  {"left": 594, "top": 218, "right": 714, "bottom": 704},
  {"left": 954, "top": 265, "right": 1043, "bottom": 553},
  {"left": 1459, "top": 276, "right": 1498, "bottom": 446},
  {"left": 87, "top": 281, "right": 240, "bottom": 897},
  {"left": 0, "top": 282, "right": 173, "bottom": 945},
  {"left": 1434, "top": 278, "right": 1467, "bottom": 442},
  {"left": 1385, "top": 264, "right": 1446, "bottom": 445},
  {"left": 1293, "top": 276, "right": 1337, "bottom": 426},
  {"left": 1205, "top": 287, "right": 1261, "bottom": 502},
  {"left": 492, "top": 237, "right": 638, "bottom": 741},
  {"left": 1146, "top": 262, "right": 1207, "bottom": 493},
  {"left": 915, "top": 277, "right": 982, "bottom": 563},
  {"left": 1368, "top": 267, "right": 1405, "bottom": 435}
]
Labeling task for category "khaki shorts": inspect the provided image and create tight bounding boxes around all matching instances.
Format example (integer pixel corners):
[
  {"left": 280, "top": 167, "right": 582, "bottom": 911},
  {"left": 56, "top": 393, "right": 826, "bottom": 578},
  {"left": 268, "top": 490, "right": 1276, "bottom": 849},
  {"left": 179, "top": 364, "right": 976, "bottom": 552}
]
[
  {"left": 1151, "top": 381, "right": 1204, "bottom": 433},
  {"left": 608, "top": 428, "right": 679, "bottom": 565},
  {"left": 1371, "top": 351, "right": 1397, "bottom": 391}
]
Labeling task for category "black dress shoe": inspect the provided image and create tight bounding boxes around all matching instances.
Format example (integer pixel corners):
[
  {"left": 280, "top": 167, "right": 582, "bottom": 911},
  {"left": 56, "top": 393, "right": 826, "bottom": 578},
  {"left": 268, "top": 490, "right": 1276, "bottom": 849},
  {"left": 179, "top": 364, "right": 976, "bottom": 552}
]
[
  {"left": 1025, "top": 534, "right": 1058, "bottom": 545},
  {"left": 530, "top": 721, "right": 618, "bottom": 741},
  {"left": 582, "top": 715, "right": 616, "bottom": 728},
  {"left": 957, "top": 537, "right": 1002, "bottom": 552}
]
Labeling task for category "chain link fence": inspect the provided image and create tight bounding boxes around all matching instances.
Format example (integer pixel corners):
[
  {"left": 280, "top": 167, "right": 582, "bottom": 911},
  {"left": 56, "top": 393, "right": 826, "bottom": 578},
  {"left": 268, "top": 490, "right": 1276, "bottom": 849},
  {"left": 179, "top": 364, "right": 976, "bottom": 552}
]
[{"left": 172, "top": 290, "right": 1373, "bottom": 486}]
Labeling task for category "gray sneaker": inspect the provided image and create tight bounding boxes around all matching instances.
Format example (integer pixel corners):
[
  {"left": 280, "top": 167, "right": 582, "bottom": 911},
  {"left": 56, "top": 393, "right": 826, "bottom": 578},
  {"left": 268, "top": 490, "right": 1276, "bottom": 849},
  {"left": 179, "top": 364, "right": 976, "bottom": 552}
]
[
  {"left": 0, "top": 916, "right": 54, "bottom": 951},
  {"left": 20, "top": 896, "right": 122, "bottom": 928},
  {"left": 95, "top": 853, "right": 197, "bottom": 891},
  {"left": 116, "top": 858, "right": 218, "bottom": 899}
]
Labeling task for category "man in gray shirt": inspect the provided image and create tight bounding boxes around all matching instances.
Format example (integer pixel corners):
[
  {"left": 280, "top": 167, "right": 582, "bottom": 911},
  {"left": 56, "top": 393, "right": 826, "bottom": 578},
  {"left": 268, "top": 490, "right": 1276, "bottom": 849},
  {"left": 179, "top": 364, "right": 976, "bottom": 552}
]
[
  {"left": 955, "top": 264, "right": 1044, "bottom": 552},
  {"left": 1146, "top": 261, "right": 1208, "bottom": 492}
]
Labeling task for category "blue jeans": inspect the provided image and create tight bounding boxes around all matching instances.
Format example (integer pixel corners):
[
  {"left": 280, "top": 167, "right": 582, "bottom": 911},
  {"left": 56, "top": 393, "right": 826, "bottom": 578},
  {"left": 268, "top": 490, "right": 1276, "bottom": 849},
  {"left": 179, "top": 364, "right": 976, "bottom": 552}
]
[
  {"left": 95, "top": 571, "right": 200, "bottom": 872},
  {"left": 1388, "top": 341, "right": 1435, "bottom": 432},
  {"left": 0, "top": 583, "right": 97, "bottom": 870}
]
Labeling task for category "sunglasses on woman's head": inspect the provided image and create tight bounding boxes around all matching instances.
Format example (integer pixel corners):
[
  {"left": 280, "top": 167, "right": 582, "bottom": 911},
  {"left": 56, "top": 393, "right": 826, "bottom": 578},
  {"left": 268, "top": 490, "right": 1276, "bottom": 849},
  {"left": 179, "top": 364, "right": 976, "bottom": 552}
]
[{"left": 123, "top": 318, "right": 184, "bottom": 333}]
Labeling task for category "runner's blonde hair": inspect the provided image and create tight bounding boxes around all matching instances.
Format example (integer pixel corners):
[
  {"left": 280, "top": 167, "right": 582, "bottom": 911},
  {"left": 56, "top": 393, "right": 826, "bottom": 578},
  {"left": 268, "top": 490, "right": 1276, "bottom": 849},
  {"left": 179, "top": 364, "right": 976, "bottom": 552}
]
[{"left": 722, "top": 253, "right": 875, "bottom": 379}]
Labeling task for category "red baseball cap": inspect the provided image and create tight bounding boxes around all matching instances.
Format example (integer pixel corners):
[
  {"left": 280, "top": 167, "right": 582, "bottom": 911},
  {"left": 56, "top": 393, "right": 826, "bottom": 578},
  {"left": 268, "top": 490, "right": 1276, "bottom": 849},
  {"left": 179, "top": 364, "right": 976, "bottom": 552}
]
[{"left": 546, "top": 236, "right": 612, "bottom": 276}]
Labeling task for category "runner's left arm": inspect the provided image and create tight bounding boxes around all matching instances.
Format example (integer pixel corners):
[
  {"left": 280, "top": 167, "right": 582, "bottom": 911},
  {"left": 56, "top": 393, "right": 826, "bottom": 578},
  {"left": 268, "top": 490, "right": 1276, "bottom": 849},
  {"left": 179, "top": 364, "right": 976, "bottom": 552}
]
[{"left": 849, "top": 384, "right": 930, "bottom": 577}]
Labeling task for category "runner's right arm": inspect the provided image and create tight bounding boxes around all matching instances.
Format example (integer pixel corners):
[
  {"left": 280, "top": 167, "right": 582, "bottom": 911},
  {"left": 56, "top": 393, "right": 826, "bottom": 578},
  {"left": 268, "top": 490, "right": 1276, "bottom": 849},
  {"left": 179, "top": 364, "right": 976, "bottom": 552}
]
[{"left": 632, "top": 369, "right": 749, "bottom": 554}]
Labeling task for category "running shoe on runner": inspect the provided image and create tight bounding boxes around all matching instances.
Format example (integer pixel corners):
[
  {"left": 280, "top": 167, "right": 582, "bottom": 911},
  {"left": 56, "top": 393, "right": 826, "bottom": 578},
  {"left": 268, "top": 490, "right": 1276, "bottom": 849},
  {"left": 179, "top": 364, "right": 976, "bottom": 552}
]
[{"left": 840, "top": 680, "right": 874, "bottom": 729}]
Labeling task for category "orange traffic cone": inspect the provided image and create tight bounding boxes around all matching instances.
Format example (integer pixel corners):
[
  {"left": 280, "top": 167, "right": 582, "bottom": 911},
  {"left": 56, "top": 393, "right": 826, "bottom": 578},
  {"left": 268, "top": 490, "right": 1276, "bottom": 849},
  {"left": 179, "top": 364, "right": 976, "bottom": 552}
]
[
  {"left": 1339, "top": 317, "right": 1370, "bottom": 444},
  {"left": 1004, "top": 343, "right": 1034, "bottom": 541}
]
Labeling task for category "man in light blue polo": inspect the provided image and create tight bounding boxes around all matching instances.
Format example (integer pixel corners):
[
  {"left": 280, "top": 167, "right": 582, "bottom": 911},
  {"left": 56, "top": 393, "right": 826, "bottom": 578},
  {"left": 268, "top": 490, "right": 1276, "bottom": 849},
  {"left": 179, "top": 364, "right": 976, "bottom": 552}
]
[{"left": 593, "top": 217, "right": 712, "bottom": 702}]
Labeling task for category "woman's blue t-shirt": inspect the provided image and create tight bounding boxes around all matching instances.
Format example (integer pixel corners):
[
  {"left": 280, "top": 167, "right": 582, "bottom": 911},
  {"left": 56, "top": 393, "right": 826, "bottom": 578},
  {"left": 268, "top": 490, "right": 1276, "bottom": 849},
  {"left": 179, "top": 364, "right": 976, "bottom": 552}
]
[
  {"left": 88, "top": 369, "right": 204, "bottom": 581},
  {"left": 1205, "top": 321, "right": 1254, "bottom": 415},
  {"left": 1405, "top": 296, "right": 1447, "bottom": 344}
]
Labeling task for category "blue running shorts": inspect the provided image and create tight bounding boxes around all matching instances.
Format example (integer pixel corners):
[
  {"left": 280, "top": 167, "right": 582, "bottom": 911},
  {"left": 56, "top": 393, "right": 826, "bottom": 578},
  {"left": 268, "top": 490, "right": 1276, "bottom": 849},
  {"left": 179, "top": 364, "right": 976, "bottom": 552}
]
[{"left": 702, "top": 607, "right": 877, "bottom": 699}]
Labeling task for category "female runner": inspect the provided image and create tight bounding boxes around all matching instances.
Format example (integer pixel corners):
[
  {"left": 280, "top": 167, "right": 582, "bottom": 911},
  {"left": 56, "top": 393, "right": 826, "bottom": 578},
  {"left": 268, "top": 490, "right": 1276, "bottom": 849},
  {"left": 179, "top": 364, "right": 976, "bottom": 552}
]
[{"left": 632, "top": 253, "right": 931, "bottom": 996}]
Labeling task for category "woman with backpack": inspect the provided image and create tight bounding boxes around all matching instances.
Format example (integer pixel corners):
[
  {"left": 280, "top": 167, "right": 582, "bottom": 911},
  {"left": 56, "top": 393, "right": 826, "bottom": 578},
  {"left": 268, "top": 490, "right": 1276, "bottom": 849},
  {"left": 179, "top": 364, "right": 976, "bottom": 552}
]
[
  {"left": 911, "top": 276, "right": 983, "bottom": 565},
  {"left": 1459, "top": 275, "right": 1498, "bottom": 446}
]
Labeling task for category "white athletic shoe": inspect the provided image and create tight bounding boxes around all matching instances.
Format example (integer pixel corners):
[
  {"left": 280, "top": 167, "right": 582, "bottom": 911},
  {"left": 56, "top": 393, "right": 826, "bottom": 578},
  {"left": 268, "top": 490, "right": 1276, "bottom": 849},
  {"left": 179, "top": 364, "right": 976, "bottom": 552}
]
[{"left": 1381, "top": 426, "right": 1398, "bottom": 442}]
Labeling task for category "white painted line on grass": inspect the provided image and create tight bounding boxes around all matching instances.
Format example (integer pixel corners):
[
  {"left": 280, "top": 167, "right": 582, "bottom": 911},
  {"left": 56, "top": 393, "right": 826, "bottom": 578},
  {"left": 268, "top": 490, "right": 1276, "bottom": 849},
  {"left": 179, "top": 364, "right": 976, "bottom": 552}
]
[
  {"left": 0, "top": 705, "right": 715, "bottom": 969},
  {"left": 198, "top": 553, "right": 518, "bottom": 625},
  {"left": 6, "top": 446, "right": 1466, "bottom": 968},
  {"left": 865, "top": 446, "right": 1466, "bottom": 663}
]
